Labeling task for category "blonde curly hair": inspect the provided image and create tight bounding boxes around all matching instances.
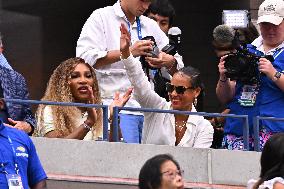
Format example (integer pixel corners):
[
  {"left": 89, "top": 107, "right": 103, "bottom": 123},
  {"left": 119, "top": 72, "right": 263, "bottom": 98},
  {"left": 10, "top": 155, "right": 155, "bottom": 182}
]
[{"left": 35, "top": 57, "right": 103, "bottom": 139}]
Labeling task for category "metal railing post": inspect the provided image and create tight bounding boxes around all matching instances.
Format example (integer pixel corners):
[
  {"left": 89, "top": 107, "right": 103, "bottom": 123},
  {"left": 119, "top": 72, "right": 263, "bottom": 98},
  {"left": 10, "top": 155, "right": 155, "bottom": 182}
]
[
  {"left": 102, "top": 106, "right": 109, "bottom": 141},
  {"left": 112, "top": 106, "right": 120, "bottom": 142},
  {"left": 253, "top": 116, "right": 260, "bottom": 152},
  {"left": 242, "top": 116, "right": 249, "bottom": 150}
]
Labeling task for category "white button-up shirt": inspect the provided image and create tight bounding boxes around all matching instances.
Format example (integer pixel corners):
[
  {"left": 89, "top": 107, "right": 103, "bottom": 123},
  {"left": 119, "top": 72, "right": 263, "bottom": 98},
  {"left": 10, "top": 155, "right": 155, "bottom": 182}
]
[
  {"left": 76, "top": 1, "right": 183, "bottom": 114},
  {"left": 123, "top": 55, "right": 214, "bottom": 147}
]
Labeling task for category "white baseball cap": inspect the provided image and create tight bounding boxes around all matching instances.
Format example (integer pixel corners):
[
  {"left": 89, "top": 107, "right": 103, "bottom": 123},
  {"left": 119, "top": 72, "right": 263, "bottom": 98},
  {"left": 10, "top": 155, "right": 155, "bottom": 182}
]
[{"left": 257, "top": 0, "right": 284, "bottom": 25}]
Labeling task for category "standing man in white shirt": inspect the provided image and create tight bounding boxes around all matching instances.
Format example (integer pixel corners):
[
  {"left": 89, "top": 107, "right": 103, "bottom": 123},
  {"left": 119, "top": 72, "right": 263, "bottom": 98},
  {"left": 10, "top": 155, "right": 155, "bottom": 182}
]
[{"left": 76, "top": 0, "right": 182, "bottom": 143}]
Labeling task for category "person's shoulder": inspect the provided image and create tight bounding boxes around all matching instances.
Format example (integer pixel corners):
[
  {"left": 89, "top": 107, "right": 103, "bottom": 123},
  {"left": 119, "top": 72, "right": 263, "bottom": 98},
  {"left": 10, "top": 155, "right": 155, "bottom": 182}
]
[
  {"left": 274, "top": 182, "right": 284, "bottom": 189},
  {"left": 5, "top": 127, "right": 30, "bottom": 142},
  {"left": 191, "top": 110, "right": 214, "bottom": 132},
  {"left": 0, "top": 64, "right": 14, "bottom": 75},
  {"left": 1, "top": 66, "right": 25, "bottom": 81},
  {"left": 265, "top": 177, "right": 284, "bottom": 189},
  {"left": 91, "top": 4, "right": 115, "bottom": 16}
]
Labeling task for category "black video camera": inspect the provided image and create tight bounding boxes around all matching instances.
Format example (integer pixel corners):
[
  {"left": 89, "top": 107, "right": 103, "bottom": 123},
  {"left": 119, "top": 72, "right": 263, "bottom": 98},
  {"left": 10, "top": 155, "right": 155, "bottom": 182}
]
[{"left": 224, "top": 47, "right": 274, "bottom": 84}]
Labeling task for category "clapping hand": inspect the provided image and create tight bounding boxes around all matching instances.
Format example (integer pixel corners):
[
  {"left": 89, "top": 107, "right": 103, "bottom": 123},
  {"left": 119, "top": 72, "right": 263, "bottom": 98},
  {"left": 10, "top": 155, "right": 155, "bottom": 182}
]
[
  {"left": 120, "top": 23, "right": 131, "bottom": 59},
  {"left": 109, "top": 88, "right": 133, "bottom": 119},
  {"left": 85, "top": 86, "right": 97, "bottom": 127}
]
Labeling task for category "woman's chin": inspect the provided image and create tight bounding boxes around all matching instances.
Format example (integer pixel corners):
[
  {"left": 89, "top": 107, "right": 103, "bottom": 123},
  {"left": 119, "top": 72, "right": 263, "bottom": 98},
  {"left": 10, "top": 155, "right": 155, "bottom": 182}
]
[
  {"left": 172, "top": 104, "right": 182, "bottom": 111},
  {"left": 75, "top": 97, "right": 89, "bottom": 103}
]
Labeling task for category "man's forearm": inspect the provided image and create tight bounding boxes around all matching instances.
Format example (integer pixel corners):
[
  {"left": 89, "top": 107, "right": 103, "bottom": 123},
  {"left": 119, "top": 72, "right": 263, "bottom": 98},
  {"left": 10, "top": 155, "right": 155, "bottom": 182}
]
[
  {"left": 94, "top": 50, "right": 121, "bottom": 69},
  {"left": 216, "top": 78, "right": 236, "bottom": 105}
]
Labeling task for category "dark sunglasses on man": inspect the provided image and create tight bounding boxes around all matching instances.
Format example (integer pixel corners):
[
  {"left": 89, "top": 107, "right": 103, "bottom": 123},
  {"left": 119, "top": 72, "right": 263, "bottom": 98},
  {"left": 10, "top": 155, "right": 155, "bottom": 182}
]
[{"left": 165, "top": 82, "right": 195, "bottom": 95}]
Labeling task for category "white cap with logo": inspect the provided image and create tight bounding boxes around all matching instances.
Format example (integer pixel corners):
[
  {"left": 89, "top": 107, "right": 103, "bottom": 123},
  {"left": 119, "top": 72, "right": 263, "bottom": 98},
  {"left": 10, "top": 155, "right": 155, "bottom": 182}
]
[{"left": 257, "top": 0, "right": 284, "bottom": 25}]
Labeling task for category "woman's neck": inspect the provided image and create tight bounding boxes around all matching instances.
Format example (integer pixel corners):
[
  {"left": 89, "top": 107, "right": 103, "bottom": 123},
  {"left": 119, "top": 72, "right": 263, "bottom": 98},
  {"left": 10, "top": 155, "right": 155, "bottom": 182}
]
[
  {"left": 174, "top": 104, "right": 192, "bottom": 122},
  {"left": 175, "top": 114, "right": 189, "bottom": 123}
]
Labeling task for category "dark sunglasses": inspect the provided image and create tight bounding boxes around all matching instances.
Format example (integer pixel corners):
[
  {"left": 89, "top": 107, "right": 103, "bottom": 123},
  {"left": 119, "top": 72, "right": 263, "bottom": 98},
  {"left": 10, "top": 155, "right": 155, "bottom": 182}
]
[{"left": 165, "top": 82, "right": 195, "bottom": 94}]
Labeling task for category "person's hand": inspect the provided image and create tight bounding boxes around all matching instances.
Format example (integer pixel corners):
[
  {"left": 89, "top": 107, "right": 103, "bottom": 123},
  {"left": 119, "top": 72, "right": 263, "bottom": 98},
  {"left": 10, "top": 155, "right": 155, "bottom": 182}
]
[
  {"left": 130, "top": 40, "right": 154, "bottom": 58},
  {"left": 218, "top": 55, "right": 228, "bottom": 81},
  {"left": 145, "top": 51, "right": 175, "bottom": 69},
  {"left": 258, "top": 57, "right": 276, "bottom": 80},
  {"left": 109, "top": 88, "right": 133, "bottom": 118},
  {"left": 85, "top": 86, "right": 97, "bottom": 127},
  {"left": 120, "top": 23, "right": 132, "bottom": 59},
  {"left": 5, "top": 118, "right": 32, "bottom": 133}
]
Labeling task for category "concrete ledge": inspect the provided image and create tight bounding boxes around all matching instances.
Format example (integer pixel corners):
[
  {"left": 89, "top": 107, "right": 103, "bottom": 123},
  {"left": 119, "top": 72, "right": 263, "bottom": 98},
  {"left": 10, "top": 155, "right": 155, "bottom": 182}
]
[
  {"left": 32, "top": 137, "right": 260, "bottom": 187},
  {"left": 47, "top": 173, "right": 246, "bottom": 189}
]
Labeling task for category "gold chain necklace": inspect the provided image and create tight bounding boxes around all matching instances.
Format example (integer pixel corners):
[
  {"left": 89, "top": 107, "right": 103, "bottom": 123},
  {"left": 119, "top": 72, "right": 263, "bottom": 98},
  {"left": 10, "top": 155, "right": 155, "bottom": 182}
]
[{"left": 175, "top": 121, "right": 187, "bottom": 133}]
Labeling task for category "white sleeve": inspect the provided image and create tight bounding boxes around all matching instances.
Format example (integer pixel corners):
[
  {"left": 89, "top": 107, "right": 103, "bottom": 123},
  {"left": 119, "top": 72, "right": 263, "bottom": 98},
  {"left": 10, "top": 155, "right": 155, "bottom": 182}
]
[
  {"left": 262, "top": 177, "right": 284, "bottom": 189},
  {"left": 123, "top": 55, "right": 167, "bottom": 109},
  {"left": 76, "top": 10, "right": 108, "bottom": 66},
  {"left": 38, "top": 106, "right": 55, "bottom": 136},
  {"left": 192, "top": 119, "right": 214, "bottom": 148}
]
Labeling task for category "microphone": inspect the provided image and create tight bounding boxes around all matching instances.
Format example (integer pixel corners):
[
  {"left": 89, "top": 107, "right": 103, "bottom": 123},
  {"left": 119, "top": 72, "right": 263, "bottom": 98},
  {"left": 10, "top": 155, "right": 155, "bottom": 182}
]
[
  {"left": 161, "top": 27, "right": 181, "bottom": 56},
  {"left": 213, "top": 24, "right": 243, "bottom": 51},
  {"left": 213, "top": 24, "right": 235, "bottom": 46},
  {"left": 168, "top": 27, "right": 181, "bottom": 47}
]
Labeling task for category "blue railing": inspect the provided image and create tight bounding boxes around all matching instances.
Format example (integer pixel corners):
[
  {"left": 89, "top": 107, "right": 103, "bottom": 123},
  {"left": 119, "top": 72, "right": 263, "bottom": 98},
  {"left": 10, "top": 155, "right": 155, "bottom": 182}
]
[
  {"left": 4, "top": 99, "right": 109, "bottom": 140},
  {"left": 111, "top": 106, "right": 250, "bottom": 150},
  {"left": 5, "top": 98, "right": 284, "bottom": 151},
  {"left": 253, "top": 116, "right": 284, "bottom": 152}
]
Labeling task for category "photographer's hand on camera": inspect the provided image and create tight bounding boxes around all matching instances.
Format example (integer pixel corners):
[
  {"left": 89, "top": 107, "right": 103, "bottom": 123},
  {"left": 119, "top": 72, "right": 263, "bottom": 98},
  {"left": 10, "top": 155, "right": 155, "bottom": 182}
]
[
  {"left": 216, "top": 55, "right": 236, "bottom": 104},
  {"left": 218, "top": 55, "right": 228, "bottom": 79},
  {"left": 258, "top": 57, "right": 284, "bottom": 91},
  {"left": 259, "top": 57, "right": 277, "bottom": 79},
  {"left": 145, "top": 51, "right": 176, "bottom": 73},
  {"left": 130, "top": 40, "right": 154, "bottom": 58}
]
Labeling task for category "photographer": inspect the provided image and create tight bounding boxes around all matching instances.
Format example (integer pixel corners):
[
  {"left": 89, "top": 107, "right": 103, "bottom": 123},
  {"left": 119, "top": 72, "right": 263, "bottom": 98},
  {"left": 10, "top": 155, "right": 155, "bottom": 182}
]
[{"left": 216, "top": 0, "right": 284, "bottom": 150}]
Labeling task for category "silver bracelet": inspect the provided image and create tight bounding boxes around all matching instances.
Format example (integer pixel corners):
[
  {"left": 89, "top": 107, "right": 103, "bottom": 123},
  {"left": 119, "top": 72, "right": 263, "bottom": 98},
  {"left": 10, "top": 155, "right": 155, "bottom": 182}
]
[{"left": 82, "top": 122, "right": 92, "bottom": 132}]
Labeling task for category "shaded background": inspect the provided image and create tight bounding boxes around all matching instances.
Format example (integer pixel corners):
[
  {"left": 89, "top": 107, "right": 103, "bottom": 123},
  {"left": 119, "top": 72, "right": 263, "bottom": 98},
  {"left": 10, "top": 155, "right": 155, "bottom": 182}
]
[{"left": 0, "top": 0, "right": 261, "bottom": 113}]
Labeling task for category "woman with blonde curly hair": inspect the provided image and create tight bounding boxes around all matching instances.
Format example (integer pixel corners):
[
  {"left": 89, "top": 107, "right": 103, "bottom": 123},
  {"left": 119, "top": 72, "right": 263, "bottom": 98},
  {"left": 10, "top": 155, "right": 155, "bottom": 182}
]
[{"left": 35, "top": 57, "right": 103, "bottom": 140}]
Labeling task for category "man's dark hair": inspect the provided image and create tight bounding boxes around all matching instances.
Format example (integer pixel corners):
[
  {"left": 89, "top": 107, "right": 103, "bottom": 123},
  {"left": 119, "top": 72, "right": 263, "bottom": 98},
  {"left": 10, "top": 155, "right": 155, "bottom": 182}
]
[
  {"left": 138, "top": 154, "right": 181, "bottom": 189},
  {"left": 144, "top": 0, "right": 176, "bottom": 27}
]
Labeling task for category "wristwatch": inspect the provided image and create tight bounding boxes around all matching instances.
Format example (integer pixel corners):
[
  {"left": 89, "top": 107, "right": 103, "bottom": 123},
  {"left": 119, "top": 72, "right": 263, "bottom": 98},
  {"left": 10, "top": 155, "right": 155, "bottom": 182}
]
[{"left": 272, "top": 71, "right": 282, "bottom": 82}]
